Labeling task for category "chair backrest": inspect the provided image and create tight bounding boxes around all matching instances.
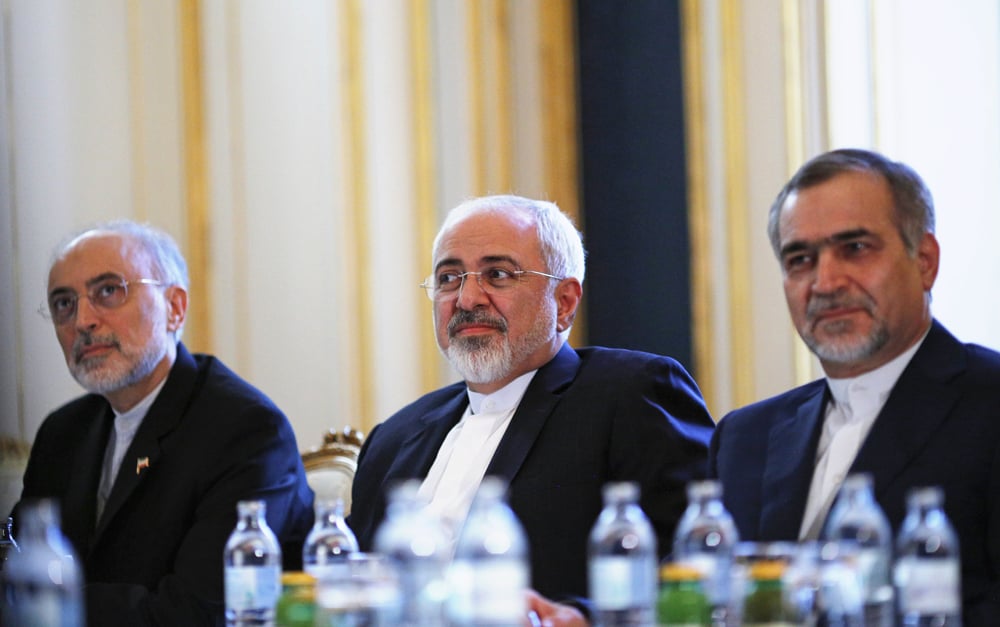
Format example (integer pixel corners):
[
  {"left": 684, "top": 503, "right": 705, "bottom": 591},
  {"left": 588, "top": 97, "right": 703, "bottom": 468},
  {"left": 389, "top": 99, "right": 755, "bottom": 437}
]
[
  {"left": 301, "top": 426, "right": 364, "bottom": 514},
  {"left": 0, "top": 437, "right": 31, "bottom": 518}
]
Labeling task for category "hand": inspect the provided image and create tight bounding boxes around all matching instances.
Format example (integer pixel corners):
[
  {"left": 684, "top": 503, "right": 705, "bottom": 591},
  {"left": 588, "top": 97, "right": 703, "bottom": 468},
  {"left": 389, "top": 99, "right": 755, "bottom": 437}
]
[{"left": 525, "top": 589, "right": 589, "bottom": 627}]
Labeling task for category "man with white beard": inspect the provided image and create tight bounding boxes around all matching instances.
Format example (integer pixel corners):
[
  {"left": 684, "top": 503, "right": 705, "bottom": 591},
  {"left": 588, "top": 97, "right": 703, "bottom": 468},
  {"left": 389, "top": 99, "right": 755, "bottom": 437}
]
[{"left": 348, "top": 195, "right": 715, "bottom": 623}]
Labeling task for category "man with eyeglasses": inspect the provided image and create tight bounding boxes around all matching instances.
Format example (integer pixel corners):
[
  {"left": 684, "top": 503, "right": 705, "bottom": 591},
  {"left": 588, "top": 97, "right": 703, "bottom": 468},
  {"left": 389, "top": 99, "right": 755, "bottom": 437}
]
[
  {"left": 10, "top": 221, "right": 314, "bottom": 626},
  {"left": 348, "top": 195, "right": 715, "bottom": 623}
]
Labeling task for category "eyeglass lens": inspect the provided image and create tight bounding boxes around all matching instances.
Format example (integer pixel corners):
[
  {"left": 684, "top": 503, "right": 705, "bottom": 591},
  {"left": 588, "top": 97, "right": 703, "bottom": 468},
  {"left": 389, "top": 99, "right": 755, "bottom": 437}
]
[{"left": 48, "top": 277, "right": 131, "bottom": 324}]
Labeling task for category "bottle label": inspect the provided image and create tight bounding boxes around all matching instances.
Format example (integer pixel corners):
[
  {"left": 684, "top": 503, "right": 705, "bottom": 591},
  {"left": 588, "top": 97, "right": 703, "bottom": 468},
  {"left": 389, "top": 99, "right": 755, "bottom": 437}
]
[
  {"left": 589, "top": 555, "right": 657, "bottom": 609},
  {"left": 305, "top": 560, "right": 352, "bottom": 583},
  {"left": 448, "top": 558, "right": 528, "bottom": 622},
  {"left": 5, "top": 587, "right": 83, "bottom": 627},
  {"left": 225, "top": 565, "right": 281, "bottom": 611},
  {"left": 895, "top": 558, "right": 960, "bottom": 613},
  {"left": 856, "top": 547, "right": 891, "bottom": 599}
]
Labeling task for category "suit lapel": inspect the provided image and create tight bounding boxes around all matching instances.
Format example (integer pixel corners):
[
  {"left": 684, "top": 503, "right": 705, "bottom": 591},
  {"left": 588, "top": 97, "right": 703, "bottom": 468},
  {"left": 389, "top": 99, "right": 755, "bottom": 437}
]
[
  {"left": 382, "top": 388, "right": 468, "bottom": 485},
  {"left": 92, "top": 343, "right": 199, "bottom": 543},
  {"left": 485, "top": 343, "right": 580, "bottom": 483},
  {"left": 850, "top": 321, "right": 964, "bottom": 496},
  {"left": 759, "top": 381, "right": 827, "bottom": 540},
  {"left": 61, "top": 402, "right": 113, "bottom": 555}
]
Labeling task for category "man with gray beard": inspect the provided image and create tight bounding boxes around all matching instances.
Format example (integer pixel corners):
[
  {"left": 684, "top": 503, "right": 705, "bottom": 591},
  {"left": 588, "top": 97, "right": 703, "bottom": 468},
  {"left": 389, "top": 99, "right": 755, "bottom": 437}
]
[
  {"left": 348, "top": 195, "right": 715, "bottom": 623},
  {"left": 708, "top": 149, "right": 1000, "bottom": 624},
  {"left": 10, "top": 221, "right": 314, "bottom": 626}
]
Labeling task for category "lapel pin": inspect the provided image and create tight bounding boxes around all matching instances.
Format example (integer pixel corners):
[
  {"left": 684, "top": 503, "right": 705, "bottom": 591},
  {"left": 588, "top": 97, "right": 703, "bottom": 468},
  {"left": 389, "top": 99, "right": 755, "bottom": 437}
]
[{"left": 136, "top": 457, "right": 150, "bottom": 475}]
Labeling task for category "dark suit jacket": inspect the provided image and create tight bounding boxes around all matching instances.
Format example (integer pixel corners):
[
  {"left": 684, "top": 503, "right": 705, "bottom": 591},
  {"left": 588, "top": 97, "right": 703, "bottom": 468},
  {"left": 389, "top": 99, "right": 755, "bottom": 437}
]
[
  {"left": 709, "top": 320, "right": 1000, "bottom": 624},
  {"left": 14, "top": 343, "right": 315, "bottom": 626},
  {"left": 348, "top": 343, "right": 715, "bottom": 601}
]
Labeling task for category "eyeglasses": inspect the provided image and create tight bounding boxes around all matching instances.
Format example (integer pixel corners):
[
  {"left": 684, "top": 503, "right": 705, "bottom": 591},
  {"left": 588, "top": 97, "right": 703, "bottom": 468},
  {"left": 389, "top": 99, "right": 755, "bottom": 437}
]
[
  {"left": 420, "top": 265, "right": 564, "bottom": 302},
  {"left": 40, "top": 275, "right": 164, "bottom": 325}
]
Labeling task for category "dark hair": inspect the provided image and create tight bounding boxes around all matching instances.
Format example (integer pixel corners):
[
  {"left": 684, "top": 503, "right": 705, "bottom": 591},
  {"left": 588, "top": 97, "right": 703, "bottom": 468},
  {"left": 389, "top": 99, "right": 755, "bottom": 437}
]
[{"left": 767, "top": 148, "right": 935, "bottom": 257}]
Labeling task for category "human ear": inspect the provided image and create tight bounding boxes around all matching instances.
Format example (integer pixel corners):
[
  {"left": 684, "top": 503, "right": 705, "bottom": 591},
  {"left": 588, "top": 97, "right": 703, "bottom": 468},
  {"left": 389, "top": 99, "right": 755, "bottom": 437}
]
[
  {"left": 554, "top": 278, "right": 582, "bottom": 332},
  {"left": 165, "top": 285, "right": 188, "bottom": 331}
]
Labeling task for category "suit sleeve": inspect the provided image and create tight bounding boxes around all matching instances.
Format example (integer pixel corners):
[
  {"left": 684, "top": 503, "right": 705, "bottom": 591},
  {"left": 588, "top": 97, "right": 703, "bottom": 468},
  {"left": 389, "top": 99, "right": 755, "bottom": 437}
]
[{"left": 609, "top": 355, "right": 715, "bottom": 561}]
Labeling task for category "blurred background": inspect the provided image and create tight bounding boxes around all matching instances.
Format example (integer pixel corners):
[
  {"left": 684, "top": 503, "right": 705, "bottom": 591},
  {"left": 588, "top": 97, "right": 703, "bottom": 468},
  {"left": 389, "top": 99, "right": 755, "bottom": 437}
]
[{"left": 2, "top": 0, "right": 998, "bottom": 477}]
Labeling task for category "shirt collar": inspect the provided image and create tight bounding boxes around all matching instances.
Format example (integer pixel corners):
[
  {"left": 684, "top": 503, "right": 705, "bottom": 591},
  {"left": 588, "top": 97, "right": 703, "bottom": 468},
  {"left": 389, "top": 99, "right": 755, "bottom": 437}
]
[
  {"left": 466, "top": 370, "right": 538, "bottom": 415},
  {"left": 112, "top": 377, "right": 168, "bottom": 426},
  {"left": 826, "top": 325, "right": 930, "bottom": 409}
]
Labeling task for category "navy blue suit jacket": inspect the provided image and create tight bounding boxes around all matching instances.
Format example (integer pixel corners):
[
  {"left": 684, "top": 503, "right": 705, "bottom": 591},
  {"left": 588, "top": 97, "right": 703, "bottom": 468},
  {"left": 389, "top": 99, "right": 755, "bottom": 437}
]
[
  {"left": 14, "top": 343, "right": 315, "bottom": 626},
  {"left": 709, "top": 320, "right": 1000, "bottom": 623},
  {"left": 348, "top": 343, "right": 715, "bottom": 601}
]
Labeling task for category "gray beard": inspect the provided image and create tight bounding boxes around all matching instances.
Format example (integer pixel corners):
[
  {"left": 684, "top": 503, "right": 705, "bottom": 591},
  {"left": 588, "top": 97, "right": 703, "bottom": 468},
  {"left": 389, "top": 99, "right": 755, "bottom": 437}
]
[
  {"left": 803, "top": 319, "right": 890, "bottom": 366},
  {"left": 71, "top": 334, "right": 165, "bottom": 395},
  {"left": 445, "top": 334, "right": 515, "bottom": 384}
]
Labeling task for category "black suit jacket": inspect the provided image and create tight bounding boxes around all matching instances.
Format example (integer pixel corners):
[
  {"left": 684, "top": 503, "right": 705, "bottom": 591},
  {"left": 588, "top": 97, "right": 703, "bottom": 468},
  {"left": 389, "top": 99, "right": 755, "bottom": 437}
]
[
  {"left": 14, "top": 342, "right": 315, "bottom": 626},
  {"left": 709, "top": 320, "right": 1000, "bottom": 623},
  {"left": 348, "top": 343, "right": 715, "bottom": 601}
]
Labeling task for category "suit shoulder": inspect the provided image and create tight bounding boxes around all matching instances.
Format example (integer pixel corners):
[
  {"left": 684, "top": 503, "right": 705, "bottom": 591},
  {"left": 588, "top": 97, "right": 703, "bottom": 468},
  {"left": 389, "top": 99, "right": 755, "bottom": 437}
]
[
  {"left": 574, "top": 345, "right": 691, "bottom": 378},
  {"left": 381, "top": 381, "right": 466, "bottom": 424},
  {"left": 37, "top": 394, "right": 108, "bottom": 439},
  {"left": 963, "top": 341, "right": 1000, "bottom": 374},
  {"left": 190, "top": 352, "right": 285, "bottom": 418},
  {"left": 720, "top": 379, "right": 825, "bottom": 429}
]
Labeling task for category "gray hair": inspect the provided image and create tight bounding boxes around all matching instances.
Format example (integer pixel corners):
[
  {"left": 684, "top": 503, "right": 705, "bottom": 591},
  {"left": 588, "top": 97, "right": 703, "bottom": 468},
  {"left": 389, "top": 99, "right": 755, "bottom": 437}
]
[
  {"left": 767, "top": 148, "right": 936, "bottom": 258},
  {"left": 433, "top": 195, "right": 587, "bottom": 283},
  {"left": 51, "top": 220, "right": 190, "bottom": 338}
]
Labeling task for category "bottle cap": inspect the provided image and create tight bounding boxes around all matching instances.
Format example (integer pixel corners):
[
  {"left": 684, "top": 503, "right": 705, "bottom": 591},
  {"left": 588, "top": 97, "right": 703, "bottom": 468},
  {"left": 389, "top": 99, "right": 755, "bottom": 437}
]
[
  {"left": 749, "top": 559, "right": 785, "bottom": 580},
  {"left": 659, "top": 562, "right": 703, "bottom": 582},
  {"left": 282, "top": 571, "right": 317, "bottom": 587}
]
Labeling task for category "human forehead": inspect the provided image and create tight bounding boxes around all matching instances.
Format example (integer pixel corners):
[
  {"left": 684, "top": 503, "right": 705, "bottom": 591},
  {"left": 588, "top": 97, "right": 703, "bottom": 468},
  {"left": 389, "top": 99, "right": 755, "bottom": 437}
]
[
  {"left": 433, "top": 209, "right": 543, "bottom": 268},
  {"left": 48, "top": 232, "right": 151, "bottom": 289},
  {"left": 778, "top": 170, "right": 897, "bottom": 246}
]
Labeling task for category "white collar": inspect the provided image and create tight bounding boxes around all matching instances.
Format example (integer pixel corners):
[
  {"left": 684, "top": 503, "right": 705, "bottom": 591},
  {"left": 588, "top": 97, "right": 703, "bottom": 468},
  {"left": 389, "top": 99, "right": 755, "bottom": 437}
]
[
  {"left": 826, "top": 326, "right": 930, "bottom": 410},
  {"left": 112, "top": 376, "right": 168, "bottom": 423},
  {"left": 466, "top": 370, "right": 538, "bottom": 415}
]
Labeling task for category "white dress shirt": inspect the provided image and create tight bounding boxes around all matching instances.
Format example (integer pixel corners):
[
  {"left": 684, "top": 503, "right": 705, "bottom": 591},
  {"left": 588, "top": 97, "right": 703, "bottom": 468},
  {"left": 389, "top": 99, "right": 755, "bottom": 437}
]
[
  {"left": 417, "top": 370, "right": 537, "bottom": 552},
  {"left": 798, "top": 330, "right": 928, "bottom": 540},
  {"left": 96, "top": 378, "right": 167, "bottom": 522}
]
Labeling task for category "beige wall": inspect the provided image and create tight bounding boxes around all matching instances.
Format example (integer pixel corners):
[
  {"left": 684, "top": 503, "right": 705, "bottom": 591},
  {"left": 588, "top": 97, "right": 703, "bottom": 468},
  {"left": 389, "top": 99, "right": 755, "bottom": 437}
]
[
  {"left": 3, "top": 0, "right": 998, "bottom": 452},
  {"left": 0, "top": 0, "right": 580, "bottom": 450}
]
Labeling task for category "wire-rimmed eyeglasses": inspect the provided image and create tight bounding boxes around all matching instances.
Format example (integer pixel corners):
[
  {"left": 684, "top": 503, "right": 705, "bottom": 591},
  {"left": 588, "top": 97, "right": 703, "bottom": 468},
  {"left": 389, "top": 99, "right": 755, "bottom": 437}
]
[
  {"left": 40, "top": 275, "right": 164, "bottom": 325},
  {"left": 420, "top": 265, "right": 564, "bottom": 302}
]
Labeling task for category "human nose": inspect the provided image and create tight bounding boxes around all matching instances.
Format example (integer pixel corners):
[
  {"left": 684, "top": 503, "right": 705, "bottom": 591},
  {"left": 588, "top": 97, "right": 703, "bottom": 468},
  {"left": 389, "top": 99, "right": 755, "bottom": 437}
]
[
  {"left": 811, "top": 250, "right": 848, "bottom": 294},
  {"left": 455, "top": 272, "right": 490, "bottom": 309},
  {"left": 73, "top": 295, "right": 102, "bottom": 330}
]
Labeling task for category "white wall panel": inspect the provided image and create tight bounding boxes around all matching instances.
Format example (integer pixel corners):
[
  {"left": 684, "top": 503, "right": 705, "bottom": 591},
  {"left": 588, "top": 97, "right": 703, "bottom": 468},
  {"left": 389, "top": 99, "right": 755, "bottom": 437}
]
[{"left": 361, "top": 2, "right": 425, "bottom": 421}]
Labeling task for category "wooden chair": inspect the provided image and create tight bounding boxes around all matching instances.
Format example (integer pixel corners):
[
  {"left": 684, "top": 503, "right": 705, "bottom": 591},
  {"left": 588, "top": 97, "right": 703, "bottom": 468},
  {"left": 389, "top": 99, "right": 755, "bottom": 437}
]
[{"left": 301, "top": 426, "right": 364, "bottom": 515}]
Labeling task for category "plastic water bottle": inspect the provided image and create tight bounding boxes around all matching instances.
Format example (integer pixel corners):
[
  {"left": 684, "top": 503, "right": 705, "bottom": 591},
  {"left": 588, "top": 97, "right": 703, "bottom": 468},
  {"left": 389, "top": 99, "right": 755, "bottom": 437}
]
[
  {"left": 0, "top": 499, "right": 83, "bottom": 627},
  {"left": 302, "top": 498, "right": 358, "bottom": 581},
  {"left": 588, "top": 482, "right": 657, "bottom": 627},
  {"left": 373, "top": 480, "right": 450, "bottom": 626},
  {"left": 672, "top": 479, "right": 739, "bottom": 625},
  {"left": 447, "top": 476, "right": 530, "bottom": 626},
  {"left": 224, "top": 499, "right": 282, "bottom": 626},
  {"left": 0, "top": 516, "right": 19, "bottom": 567},
  {"left": 893, "top": 486, "right": 961, "bottom": 627},
  {"left": 823, "top": 473, "right": 894, "bottom": 626}
]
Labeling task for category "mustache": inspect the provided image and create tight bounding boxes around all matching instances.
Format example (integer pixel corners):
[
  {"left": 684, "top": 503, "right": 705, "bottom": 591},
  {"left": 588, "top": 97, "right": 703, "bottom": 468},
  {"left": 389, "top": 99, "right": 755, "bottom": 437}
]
[
  {"left": 806, "top": 293, "right": 875, "bottom": 318},
  {"left": 73, "top": 332, "right": 120, "bottom": 361},
  {"left": 448, "top": 309, "right": 508, "bottom": 337}
]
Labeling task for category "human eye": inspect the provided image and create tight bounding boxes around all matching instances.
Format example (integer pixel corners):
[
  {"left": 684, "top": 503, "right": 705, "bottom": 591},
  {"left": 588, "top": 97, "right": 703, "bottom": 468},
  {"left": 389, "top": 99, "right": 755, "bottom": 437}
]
[
  {"left": 435, "top": 270, "right": 463, "bottom": 290},
  {"left": 782, "top": 252, "right": 813, "bottom": 273},
  {"left": 483, "top": 266, "right": 518, "bottom": 287},
  {"left": 92, "top": 279, "right": 126, "bottom": 306},
  {"left": 842, "top": 240, "right": 871, "bottom": 256},
  {"left": 49, "top": 292, "right": 76, "bottom": 315}
]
